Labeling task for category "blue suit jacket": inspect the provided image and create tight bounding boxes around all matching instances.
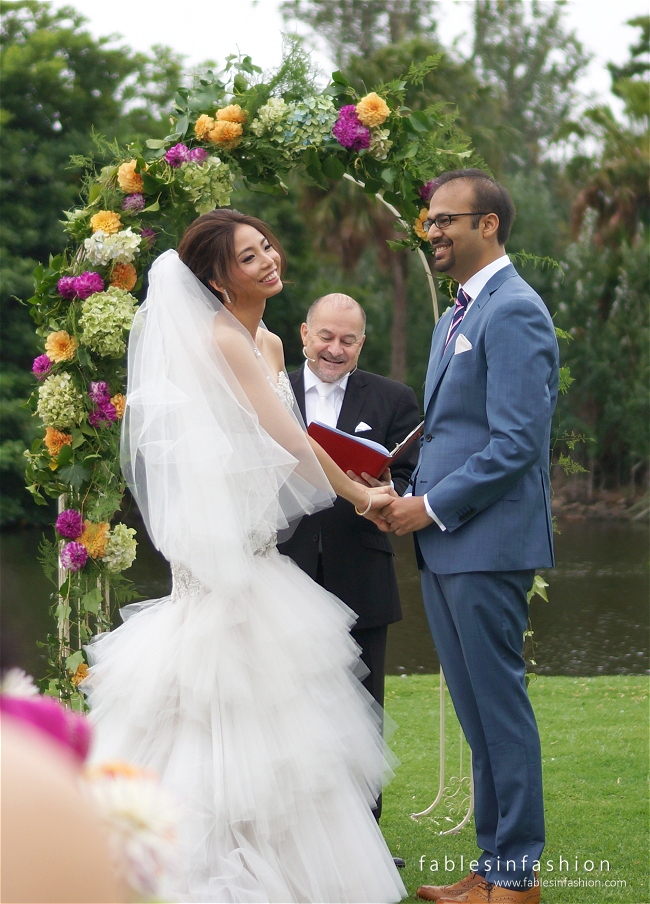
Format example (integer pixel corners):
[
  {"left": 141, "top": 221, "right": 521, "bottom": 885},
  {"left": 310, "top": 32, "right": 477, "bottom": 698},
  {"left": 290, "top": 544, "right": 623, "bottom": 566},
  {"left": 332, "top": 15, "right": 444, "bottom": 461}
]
[{"left": 414, "top": 263, "right": 559, "bottom": 574}]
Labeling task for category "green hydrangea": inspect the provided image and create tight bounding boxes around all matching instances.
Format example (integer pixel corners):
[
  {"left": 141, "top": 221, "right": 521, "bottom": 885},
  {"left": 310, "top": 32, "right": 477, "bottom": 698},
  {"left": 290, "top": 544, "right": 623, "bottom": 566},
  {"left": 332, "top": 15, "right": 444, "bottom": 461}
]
[
  {"left": 179, "top": 157, "right": 235, "bottom": 214},
  {"left": 282, "top": 96, "right": 337, "bottom": 152},
  {"left": 368, "top": 127, "right": 393, "bottom": 161},
  {"left": 250, "top": 97, "right": 288, "bottom": 137},
  {"left": 79, "top": 287, "right": 137, "bottom": 358},
  {"left": 37, "top": 373, "right": 84, "bottom": 429},
  {"left": 104, "top": 523, "right": 137, "bottom": 572}
]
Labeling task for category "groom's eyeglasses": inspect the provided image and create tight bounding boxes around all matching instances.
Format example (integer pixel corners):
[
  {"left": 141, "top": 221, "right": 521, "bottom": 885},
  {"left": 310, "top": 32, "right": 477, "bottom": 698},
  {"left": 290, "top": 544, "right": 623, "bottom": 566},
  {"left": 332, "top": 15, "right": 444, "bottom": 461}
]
[{"left": 423, "top": 212, "right": 491, "bottom": 231}]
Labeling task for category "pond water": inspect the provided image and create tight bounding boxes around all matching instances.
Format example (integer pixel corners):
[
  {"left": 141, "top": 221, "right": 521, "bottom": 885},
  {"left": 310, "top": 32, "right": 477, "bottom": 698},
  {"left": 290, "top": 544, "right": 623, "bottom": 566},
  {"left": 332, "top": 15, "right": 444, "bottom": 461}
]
[{"left": 1, "top": 518, "right": 648, "bottom": 680}]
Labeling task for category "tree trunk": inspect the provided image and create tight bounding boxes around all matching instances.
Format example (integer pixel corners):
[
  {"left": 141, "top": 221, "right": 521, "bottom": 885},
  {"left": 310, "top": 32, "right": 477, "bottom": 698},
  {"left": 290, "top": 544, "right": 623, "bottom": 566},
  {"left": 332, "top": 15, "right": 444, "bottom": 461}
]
[{"left": 389, "top": 251, "right": 409, "bottom": 383}]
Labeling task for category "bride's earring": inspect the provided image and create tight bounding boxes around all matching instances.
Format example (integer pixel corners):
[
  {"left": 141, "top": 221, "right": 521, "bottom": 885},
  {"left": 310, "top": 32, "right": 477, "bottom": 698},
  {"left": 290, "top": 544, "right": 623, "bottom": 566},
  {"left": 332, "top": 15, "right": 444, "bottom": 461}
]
[{"left": 223, "top": 289, "right": 232, "bottom": 305}]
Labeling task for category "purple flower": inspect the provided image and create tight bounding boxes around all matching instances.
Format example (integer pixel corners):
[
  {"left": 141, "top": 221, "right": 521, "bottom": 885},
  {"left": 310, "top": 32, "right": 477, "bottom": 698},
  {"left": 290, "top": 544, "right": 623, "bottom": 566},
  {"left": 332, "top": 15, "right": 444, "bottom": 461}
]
[
  {"left": 419, "top": 180, "right": 438, "bottom": 202},
  {"left": 60, "top": 541, "right": 88, "bottom": 572},
  {"left": 74, "top": 271, "right": 104, "bottom": 300},
  {"left": 88, "top": 381, "right": 110, "bottom": 404},
  {"left": 165, "top": 143, "right": 191, "bottom": 167},
  {"left": 88, "top": 401, "right": 117, "bottom": 427},
  {"left": 332, "top": 105, "right": 371, "bottom": 151},
  {"left": 188, "top": 147, "right": 209, "bottom": 165},
  {"left": 56, "top": 509, "right": 84, "bottom": 540},
  {"left": 32, "top": 354, "right": 52, "bottom": 379},
  {"left": 122, "top": 193, "right": 145, "bottom": 212},
  {"left": 140, "top": 228, "right": 156, "bottom": 249},
  {"left": 57, "top": 276, "right": 77, "bottom": 299}
]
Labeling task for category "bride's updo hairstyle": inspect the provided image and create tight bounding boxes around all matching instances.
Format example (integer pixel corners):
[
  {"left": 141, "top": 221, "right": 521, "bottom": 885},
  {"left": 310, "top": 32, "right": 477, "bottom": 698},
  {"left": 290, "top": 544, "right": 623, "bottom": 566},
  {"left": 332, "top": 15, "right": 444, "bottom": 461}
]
[{"left": 177, "top": 209, "right": 287, "bottom": 304}]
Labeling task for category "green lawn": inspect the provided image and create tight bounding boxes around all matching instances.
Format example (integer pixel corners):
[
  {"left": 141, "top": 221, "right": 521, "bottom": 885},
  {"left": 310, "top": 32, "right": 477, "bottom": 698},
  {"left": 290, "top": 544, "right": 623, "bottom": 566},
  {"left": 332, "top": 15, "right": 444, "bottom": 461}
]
[{"left": 381, "top": 675, "right": 649, "bottom": 904}]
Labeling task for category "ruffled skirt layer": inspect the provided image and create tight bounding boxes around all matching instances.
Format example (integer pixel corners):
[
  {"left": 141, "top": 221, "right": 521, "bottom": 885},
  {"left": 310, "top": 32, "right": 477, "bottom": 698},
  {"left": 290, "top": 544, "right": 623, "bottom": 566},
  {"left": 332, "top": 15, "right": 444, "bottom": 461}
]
[{"left": 84, "top": 551, "right": 406, "bottom": 903}]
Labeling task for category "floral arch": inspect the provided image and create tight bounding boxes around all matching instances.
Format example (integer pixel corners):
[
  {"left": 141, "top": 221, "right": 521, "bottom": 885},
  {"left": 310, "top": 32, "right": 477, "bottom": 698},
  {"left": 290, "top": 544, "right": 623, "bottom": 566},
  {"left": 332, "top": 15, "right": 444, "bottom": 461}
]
[{"left": 24, "top": 51, "right": 473, "bottom": 700}]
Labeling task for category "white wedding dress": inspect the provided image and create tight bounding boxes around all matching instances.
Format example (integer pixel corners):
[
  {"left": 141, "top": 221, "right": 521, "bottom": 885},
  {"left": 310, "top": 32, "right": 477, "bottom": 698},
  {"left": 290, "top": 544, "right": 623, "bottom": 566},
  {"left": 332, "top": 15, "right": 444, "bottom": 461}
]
[{"left": 84, "top": 252, "right": 406, "bottom": 903}]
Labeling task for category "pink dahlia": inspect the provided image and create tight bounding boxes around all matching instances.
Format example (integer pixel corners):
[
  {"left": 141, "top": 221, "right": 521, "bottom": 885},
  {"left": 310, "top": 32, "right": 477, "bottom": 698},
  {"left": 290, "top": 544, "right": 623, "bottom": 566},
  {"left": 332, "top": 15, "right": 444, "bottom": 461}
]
[
  {"left": 122, "top": 193, "right": 145, "bottom": 212},
  {"left": 419, "top": 180, "right": 438, "bottom": 202},
  {"left": 165, "top": 143, "right": 191, "bottom": 167},
  {"left": 332, "top": 105, "right": 371, "bottom": 151},
  {"left": 74, "top": 271, "right": 104, "bottom": 300},
  {"left": 88, "top": 381, "right": 110, "bottom": 404},
  {"left": 60, "top": 541, "right": 88, "bottom": 572},
  {"left": 188, "top": 147, "right": 209, "bottom": 165},
  {"left": 57, "top": 276, "right": 77, "bottom": 299},
  {"left": 32, "top": 354, "right": 52, "bottom": 379},
  {"left": 55, "top": 509, "right": 84, "bottom": 540}
]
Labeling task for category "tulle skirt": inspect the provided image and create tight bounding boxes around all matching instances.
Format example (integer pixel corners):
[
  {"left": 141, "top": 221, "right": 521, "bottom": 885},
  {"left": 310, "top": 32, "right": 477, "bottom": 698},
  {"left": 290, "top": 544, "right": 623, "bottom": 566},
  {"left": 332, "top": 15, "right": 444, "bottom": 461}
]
[{"left": 84, "top": 550, "right": 406, "bottom": 903}]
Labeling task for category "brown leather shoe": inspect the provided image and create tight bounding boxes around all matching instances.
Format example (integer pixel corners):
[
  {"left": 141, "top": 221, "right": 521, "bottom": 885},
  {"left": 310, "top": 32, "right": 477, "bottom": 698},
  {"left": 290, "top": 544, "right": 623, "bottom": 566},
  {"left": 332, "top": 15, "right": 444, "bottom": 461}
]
[
  {"left": 416, "top": 872, "right": 485, "bottom": 901},
  {"left": 438, "top": 875, "right": 540, "bottom": 904}
]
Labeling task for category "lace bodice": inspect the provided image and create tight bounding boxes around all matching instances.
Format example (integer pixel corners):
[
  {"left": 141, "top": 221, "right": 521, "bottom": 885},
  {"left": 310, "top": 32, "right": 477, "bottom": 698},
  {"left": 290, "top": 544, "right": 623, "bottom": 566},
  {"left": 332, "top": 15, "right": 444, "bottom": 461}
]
[{"left": 274, "top": 370, "right": 295, "bottom": 412}]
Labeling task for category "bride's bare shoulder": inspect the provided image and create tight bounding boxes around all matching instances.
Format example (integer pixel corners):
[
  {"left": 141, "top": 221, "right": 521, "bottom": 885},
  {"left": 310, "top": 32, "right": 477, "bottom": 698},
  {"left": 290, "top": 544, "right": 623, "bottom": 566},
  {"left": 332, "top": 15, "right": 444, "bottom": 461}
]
[{"left": 257, "top": 329, "right": 285, "bottom": 372}]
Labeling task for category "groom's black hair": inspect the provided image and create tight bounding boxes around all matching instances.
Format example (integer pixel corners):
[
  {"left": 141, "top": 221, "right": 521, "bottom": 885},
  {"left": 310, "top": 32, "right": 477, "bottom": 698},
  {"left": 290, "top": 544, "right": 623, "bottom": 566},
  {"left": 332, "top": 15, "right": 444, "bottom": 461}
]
[
  {"left": 178, "top": 209, "right": 287, "bottom": 304},
  {"left": 427, "top": 169, "right": 516, "bottom": 245}
]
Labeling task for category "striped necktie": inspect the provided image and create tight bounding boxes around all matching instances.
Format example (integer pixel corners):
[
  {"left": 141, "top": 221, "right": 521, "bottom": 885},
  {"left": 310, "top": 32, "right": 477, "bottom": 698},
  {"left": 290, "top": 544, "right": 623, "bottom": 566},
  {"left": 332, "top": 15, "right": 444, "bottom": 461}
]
[{"left": 444, "top": 287, "right": 471, "bottom": 352}]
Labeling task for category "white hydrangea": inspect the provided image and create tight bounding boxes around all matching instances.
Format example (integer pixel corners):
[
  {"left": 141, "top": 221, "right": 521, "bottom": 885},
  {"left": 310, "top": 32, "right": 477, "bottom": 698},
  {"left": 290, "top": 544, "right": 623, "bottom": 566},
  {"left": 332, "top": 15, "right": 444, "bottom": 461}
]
[
  {"left": 1, "top": 668, "right": 39, "bottom": 697},
  {"left": 84, "top": 228, "right": 142, "bottom": 266},
  {"left": 368, "top": 127, "right": 393, "bottom": 161},
  {"left": 104, "top": 523, "right": 137, "bottom": 572},
  {"left": 250, "top": 97, "right": 288, "bottom": 137},
  {"left": 179, "top": 157, "right": 235, "bottom": 214},
  {"left": 37, "top": 372, "right": 84, "bottom": 429}
]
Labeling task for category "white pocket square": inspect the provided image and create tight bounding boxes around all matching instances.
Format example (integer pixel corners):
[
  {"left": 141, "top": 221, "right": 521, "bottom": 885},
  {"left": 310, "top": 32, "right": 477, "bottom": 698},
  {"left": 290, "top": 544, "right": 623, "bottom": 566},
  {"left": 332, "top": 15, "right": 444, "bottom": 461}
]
[
  {"left": 355, "top": 422, "right": 372, "bottom": 432},
  {"left": 454, "top": 333, "right": 473, "bottom": 355}
]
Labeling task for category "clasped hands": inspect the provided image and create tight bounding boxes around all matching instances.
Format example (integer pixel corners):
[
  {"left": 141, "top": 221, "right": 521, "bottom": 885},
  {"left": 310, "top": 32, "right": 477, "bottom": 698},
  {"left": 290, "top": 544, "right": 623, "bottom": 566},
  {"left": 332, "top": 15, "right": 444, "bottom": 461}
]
[{"left": 347, "top": 469, "right": 434, "bottom": 536}]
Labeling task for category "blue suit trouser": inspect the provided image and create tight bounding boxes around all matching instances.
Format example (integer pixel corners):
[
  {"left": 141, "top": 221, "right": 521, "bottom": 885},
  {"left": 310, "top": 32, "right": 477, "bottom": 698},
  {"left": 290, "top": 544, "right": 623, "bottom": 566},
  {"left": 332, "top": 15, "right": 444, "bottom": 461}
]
[{"left": 420, "top": 568, "right": 545, "bottom": 887}]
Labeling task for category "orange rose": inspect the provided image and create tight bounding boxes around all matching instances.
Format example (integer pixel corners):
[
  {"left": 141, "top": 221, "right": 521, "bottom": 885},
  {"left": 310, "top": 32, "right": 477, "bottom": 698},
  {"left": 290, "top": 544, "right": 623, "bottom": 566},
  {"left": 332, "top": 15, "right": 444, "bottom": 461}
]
[
  {"left": 216, "top": 104, "right": 247, "bottom": 124},
  {"left": 110, "top": 262, "right": 137, "bottom": 291},
  {"left": 71, "top": 662, "right": 89, "bottom": 686},
  {"left": 79, "top": 520, "right": 109, "bottom": 558},
  {"left": 44, "top": 427, "right": 72, "bottom": 457},
  {"left": 207, "top": 120, "right": 243, "bottom": 147},
  {"left": 45, "top": 330, "right": 78, "bottom": 363},
  {"left": 194, "top": 114, "right": 215, "bottom": 139},
  {"left": 89, "top": 210, "right": 122, "bottom": 234},
  {"left": 110, "top": 393, "right": 126, "bottom": 419},
  {"left": 414, "top": 209, "right": 430, "bottom": 241},
  {"left": 356, "top": 92, "right": 390, "bottom": 128},
  {"left": 117, "top": 159, "right": 144, "bottom": 193}
]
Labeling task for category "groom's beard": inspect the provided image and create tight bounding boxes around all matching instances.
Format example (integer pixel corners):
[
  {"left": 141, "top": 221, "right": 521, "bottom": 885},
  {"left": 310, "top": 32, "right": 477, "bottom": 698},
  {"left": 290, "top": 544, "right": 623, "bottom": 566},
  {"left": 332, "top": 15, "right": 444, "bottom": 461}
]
[{"left": 431, "top": 241, "right": 455, "bottom": 272}]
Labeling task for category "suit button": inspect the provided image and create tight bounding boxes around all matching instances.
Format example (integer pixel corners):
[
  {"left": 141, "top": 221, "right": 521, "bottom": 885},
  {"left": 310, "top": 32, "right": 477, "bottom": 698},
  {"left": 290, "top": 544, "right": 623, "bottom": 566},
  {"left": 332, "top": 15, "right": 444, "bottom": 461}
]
[
  {"left": 425, "top": 434, "right": 433, "bottom": 442},
  {"left": 312, "top": 534, "right": 319, "bottom": 542}
]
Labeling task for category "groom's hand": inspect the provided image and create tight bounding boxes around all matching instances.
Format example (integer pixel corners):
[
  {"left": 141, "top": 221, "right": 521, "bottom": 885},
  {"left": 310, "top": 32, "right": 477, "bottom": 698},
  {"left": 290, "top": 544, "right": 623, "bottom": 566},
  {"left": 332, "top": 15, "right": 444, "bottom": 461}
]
[
  {"left": 347, "top": 467, "right": 391, "bottom": 488},
  {"left": 378, "top": 496, "right": 433, "bottom": 536}
]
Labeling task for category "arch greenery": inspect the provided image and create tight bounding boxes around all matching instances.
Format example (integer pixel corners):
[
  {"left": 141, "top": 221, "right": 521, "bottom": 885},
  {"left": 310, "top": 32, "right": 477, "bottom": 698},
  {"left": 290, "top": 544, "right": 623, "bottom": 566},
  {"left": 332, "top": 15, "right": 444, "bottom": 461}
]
[{"left": 24, "top": 47, "right": 476, "bottom": 701}]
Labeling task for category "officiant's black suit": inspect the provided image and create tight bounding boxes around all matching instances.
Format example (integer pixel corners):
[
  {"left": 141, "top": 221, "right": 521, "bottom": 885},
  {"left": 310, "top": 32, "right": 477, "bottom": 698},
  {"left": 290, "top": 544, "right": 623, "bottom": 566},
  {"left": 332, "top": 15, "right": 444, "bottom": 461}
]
[{"left": 279, "top": 365, "right": 420, "bottom": 708}]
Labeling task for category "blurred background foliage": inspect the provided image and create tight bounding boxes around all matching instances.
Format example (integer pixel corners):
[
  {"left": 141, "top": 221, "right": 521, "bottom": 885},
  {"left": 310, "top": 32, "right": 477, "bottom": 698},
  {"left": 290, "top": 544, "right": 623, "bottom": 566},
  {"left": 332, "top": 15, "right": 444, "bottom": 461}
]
[{"left": 1, "top": 0, "right": 648, "bottom": 526}]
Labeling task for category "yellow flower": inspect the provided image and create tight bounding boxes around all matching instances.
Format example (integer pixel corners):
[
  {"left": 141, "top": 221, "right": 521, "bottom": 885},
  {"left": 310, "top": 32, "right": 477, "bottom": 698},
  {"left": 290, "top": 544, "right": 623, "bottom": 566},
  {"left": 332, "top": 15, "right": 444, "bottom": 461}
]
[
  {"left": 194, "top": 114, "right": 215, "bottom": 139},
  {"left": 356, "top": 92, "right": 390, "bottom": 128},
  {"left": 45, "top": 330, "right": 78, "bottom": 363},
  {"left": 71, "top": 662, "right": 89, "bottom": 687},
  {"left": 207, "top": 120, "right": 243, "bottom": 147},
  {"left": 110, "top": 393, "right": 126, "bottom": 419},
  {"left": 110, "top": 262, "right": 137, "bottom": 291},
  {"left": 90, "top": 210, "right": 122, "bottom": 235},
  {"left": 44, "top": 427, "right": 73, "bottom": 457},
  {"left": 216, "top": 104, "right": 247, "bottom": 124},
  {"left": 87, "top": 760, "right": 147, "bottom": 780},
  {"left": 79, "top": 520, "right": 109, "bottom": 558},
  {"left": 414, "top": 208, "right": 430, "bottom": 241},
  {"left": 117, "top": 159, "right": 144, "bottom": 193}
]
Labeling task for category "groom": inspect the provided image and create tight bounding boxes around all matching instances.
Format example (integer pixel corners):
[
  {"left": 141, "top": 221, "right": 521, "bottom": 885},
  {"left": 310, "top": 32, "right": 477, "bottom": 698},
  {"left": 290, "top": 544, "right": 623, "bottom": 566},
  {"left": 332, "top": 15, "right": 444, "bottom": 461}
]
[{"left": 381, "top": 170, "right": 558, "bottom": 904}]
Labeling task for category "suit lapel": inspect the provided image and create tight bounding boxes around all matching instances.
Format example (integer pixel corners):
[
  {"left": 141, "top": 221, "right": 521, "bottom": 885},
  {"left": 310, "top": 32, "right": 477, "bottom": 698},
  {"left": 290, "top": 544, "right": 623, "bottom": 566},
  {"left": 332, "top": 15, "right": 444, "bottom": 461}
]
[
  {"left": 337, "top": 371, "right": 369, "bottom": 434},
  {"left": 289, "top": 367, "right": 307, "bottom": 422},
  {"left": 424, "top": 264, "right": 518, "bottom": 412}
]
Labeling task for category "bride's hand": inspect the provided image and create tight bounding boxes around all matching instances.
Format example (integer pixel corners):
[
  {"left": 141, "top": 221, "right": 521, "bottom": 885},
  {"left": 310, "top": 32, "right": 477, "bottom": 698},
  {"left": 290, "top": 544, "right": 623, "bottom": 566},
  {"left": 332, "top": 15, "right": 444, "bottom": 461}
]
[{"left": 353, "top": 486, "right": 397, "bottom": 523}]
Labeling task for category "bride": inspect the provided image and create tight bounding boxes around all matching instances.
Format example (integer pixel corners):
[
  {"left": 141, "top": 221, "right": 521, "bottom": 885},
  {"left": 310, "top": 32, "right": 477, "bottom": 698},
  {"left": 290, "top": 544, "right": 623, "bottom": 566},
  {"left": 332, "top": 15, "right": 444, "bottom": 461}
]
[{"left": 83, "top": 209, "right": 407, "bottom": 903}]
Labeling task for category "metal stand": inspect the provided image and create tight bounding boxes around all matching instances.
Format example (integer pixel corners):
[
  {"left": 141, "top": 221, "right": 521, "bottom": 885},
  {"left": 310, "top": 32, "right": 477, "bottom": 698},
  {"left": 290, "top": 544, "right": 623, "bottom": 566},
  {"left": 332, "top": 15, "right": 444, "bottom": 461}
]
[{"left": 410, "top": 669, "right": 475, "bottom": 835}]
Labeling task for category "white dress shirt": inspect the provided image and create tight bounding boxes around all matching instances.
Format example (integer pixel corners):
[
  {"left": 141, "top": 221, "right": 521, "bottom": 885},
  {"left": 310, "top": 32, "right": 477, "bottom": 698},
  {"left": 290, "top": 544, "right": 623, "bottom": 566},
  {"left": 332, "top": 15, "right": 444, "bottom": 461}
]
[
  {"left": 421, "top": 255, "right": 511, "bottom": 530},
  {"left": 303, "top": 364, "right": 350, "bottom": 427}
]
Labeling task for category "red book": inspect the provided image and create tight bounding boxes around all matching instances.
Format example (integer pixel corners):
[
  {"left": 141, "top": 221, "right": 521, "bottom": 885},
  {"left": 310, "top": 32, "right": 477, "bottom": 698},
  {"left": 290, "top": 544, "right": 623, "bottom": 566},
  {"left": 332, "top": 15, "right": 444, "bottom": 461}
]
[{"left": 307, "top": 420, "right": 424, "bottom": 479}]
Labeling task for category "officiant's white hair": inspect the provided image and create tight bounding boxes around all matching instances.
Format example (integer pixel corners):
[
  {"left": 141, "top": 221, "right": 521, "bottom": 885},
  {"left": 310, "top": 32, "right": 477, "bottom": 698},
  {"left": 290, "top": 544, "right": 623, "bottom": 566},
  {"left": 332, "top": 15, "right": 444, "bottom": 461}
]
[{"left": 306, "top": 293, "right": 366, "bottom": 332}]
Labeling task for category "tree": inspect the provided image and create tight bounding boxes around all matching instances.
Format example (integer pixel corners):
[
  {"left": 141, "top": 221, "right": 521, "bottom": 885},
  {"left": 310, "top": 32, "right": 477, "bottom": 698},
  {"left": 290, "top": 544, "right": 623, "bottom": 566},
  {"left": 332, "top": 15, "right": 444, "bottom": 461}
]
[{"left": 0, "top": 0, "right": 183, "bottom": 525}]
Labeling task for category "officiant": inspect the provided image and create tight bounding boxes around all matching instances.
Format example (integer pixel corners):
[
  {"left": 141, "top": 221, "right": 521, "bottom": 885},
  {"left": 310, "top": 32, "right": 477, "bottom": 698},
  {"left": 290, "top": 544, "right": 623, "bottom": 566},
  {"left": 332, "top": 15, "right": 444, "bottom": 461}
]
[{"left": 279, "top": 293, "right": 420, "bottom": 814}]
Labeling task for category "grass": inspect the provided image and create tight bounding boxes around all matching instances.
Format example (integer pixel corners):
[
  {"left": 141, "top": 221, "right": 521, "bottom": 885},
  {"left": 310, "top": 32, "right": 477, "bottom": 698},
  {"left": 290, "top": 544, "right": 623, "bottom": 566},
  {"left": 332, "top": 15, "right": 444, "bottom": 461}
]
[{"left": 381, "top": 675, "right": 649, "bottom": 904}]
